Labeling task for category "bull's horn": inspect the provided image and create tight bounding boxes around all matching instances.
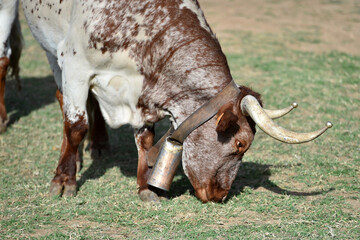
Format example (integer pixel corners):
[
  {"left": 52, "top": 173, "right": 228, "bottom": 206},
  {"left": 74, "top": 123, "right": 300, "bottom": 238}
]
[
  {"left": 264, "top": 102, "right": 298, "bottom": 119},
  {"left": 240, "top": 95, "right": 332, "bottom": 144}
]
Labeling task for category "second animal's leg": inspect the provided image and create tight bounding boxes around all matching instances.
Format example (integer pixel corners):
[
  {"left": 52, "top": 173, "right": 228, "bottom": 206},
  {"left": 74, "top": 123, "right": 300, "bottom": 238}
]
[
  {"left": 0, "top": 57, "right": 9, "bottom": 133},
  {"left": 0, "top": 0, "right": 19, "bottom": 133}
]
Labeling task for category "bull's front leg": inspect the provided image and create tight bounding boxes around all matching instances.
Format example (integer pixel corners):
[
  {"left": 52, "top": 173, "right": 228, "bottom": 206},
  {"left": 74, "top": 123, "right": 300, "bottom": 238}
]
[
  {"left": 135, "top": 125, "right": 161, "bottom": 202},
  {"left": 49, "top": 90, "right": 88, "bottom": 197},
  {"left": 0, "top": 57, "right": 9, "bottom": 133}
]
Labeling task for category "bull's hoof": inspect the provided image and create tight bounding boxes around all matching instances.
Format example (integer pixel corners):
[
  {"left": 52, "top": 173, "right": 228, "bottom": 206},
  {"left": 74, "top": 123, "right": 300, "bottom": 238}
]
[
  {"left": 49, "top": 181, "right": 77, "bottom": 197},
  {"left": 49, "top": 181, "right": 63, "bottom": 196},
  {"left": 139, "top": 189, "right": 160, "bottom": 202},
  {"left": 63, "top": 184, "right": 77, "bottom": 197}
]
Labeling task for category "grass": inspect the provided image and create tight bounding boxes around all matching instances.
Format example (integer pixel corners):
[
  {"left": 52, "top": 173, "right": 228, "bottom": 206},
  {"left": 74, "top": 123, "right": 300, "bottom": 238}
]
[{"left": 0, "top": 2, "right": 359, "bottom": 240}]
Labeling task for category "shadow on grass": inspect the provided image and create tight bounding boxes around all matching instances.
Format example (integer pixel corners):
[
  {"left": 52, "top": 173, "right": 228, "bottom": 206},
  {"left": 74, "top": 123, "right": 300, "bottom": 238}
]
[
  {"left": 170, "top": 161, "right": 334, "bottom": 201},
  {"left": 4, "top": 75, "right": 57, "bottom": 127},
  {"left": 227, "top": 162, "right": 335, "bottom": 200}
]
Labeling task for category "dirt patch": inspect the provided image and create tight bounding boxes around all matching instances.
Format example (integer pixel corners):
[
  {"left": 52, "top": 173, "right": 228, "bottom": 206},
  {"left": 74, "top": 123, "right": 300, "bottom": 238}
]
[
  {"left": 207, "top": 209, "right": 282, "bottom": 231},
  {"left": 64, "top": 217, "right": 133, "bottom": 239},
  {"left": 28, "top": 217, "right": 133, "bottom": 239},
  {"left": 29, "top": 228, "right": 55, "bottom": 238},
  {"left": 200, "top": 0, "right": 360, "bottom": 55},
  {"left": 346, "top": 199, "right": 360, "bottom": 212}
]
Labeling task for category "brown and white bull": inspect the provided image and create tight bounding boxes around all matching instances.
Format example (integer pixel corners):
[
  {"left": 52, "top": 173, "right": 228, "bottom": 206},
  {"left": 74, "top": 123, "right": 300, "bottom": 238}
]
[
  {"left": 0, "top": 0, "right": 22, "bottom": 133},
  {"left": 21, "top": 0, "right": 331, "bottom": 203}
]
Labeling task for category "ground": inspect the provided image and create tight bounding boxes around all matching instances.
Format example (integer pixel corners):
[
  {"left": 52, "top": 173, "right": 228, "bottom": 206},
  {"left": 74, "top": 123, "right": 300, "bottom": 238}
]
[{"left": 202, "top": 0, "right": 360, "bottom": 55}]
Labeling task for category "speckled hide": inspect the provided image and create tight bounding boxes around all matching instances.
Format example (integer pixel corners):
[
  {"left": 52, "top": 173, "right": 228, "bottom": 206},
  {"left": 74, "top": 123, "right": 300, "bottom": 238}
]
[{"left": 22, "top": 0, "right": 259, "bottom": 202}]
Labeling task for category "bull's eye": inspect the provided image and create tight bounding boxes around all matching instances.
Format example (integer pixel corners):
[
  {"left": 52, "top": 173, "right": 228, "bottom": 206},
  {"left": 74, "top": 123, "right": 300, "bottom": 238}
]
[{"left": 236, "top": 140, "right": 243, "bottom": 149}]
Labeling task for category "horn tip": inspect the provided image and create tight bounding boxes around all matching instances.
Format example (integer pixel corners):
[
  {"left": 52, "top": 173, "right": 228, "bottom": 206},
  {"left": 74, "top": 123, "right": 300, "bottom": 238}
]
[
  {"left": 326, "top": 121, "right": 333, "bottom": 128},
  {"left": 291, "top": 102, "right": 298, "bottom": 108}
]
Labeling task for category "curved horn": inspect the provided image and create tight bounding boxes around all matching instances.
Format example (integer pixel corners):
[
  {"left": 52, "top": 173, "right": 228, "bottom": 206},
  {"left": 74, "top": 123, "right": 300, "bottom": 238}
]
[
  {"left": 240, "top": 95, "right": 332, "bottom": 144},
  {"left": 264, "top": 102, "right": 298, "bottom": 119}
]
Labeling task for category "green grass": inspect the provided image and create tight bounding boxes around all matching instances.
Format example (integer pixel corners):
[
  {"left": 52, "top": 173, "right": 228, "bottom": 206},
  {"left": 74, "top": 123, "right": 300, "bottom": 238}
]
[{"left": 0, "top": 3, "right": 359, "bottom": 240}]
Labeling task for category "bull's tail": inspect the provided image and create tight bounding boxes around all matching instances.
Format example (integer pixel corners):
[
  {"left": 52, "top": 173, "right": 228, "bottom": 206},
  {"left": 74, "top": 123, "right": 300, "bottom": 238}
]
[{"left": 8, "top": 8, "right": 23, "bottom": 91}]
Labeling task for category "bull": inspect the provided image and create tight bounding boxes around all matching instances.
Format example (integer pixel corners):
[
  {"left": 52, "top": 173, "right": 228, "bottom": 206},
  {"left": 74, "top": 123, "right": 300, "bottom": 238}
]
[{"left": 21, "top": 0, "right": 332, "bottom": 203}]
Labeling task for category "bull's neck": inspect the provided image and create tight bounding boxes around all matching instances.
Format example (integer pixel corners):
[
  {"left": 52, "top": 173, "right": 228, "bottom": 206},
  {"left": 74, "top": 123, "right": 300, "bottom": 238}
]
[
  {"left": 142, "top": 41, "right": 233, "bottom": 127},
  {"left": 163, "top": 37, "right": 233, "bottom": 125},
  {"left": 138, "top": 41, "right": 233, "bottom": 127},
  {"left": 135, "top": 3, "right": 234, "bottom": 126}
]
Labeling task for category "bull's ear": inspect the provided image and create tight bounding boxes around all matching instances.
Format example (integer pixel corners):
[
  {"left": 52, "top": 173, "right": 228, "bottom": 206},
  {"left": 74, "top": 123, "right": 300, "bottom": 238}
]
[{"left": 216, "top": 103, "right": 238, "bottom": 133}]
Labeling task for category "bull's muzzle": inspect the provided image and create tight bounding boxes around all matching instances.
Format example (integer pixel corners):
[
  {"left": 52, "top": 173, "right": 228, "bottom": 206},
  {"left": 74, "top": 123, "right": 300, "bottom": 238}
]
[{"left": 147, "top": 137, "right": 183, "bottom": 191}]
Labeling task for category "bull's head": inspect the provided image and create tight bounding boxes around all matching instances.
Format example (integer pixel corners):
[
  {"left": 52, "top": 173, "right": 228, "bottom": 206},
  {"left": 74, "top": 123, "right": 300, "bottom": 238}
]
[{"left": 148, "top": 82, "right": 332, "bottom": 203}]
